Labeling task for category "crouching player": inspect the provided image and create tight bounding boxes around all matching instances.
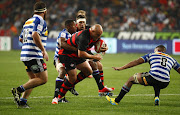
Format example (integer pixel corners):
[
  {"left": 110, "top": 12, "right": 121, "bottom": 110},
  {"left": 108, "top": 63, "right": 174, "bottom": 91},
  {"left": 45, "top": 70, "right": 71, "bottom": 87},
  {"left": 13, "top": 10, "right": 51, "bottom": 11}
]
[
  {"left": 54, "top": 24, "right": 106, "bottom": 104},
  {"left": 76, "top": 10, "right": 115, "bottom": 96},
  {"left": 106, "top": 45, "right": 180, "bottom": 106}
]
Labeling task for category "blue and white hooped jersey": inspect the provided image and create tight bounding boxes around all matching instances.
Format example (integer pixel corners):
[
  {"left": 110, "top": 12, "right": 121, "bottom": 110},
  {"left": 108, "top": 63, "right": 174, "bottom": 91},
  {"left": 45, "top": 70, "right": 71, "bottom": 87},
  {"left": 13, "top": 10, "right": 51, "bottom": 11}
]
[
  {"left": 19, "top": 14, "right": 48, "bottom": 61},
  {"left": 141, "top": 52, "right": 180, "bottom": 82},
  {"left": 54, "top": 29, "right": 71, "bottom": 61}
]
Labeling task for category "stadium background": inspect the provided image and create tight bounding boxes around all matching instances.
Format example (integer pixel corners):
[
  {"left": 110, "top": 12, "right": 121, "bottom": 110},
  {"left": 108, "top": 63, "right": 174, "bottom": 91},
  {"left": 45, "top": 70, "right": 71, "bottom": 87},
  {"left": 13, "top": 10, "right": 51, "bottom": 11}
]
[{"left": 0, "top": 0, "right": 180, "bottom": 54}]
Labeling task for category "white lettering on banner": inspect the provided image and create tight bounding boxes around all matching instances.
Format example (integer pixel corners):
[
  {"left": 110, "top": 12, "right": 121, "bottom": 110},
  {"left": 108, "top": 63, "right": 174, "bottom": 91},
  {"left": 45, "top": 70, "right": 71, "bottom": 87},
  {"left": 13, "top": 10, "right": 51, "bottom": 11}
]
[
  {"left": 122, "top": 42, "right": 132, "bottom": 49},
  {"left": 117, "top": 32, "right": 155, "bottom": 40},
  {"left": 117, "top": 32, "right": 131, "bottom": 40},
  {"left": 48, "top": 31, "right": 60, "bottom": 39},
  {"left": 121, "top": 42, "right": 167, "bottom": 50}
]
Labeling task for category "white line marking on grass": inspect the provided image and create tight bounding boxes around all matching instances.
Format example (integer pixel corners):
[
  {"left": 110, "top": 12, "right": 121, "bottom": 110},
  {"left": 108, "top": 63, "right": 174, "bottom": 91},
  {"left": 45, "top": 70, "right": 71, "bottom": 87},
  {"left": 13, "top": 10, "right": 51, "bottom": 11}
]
[{"left": 1, "top": 94, "right": 180, "bottom": 100}]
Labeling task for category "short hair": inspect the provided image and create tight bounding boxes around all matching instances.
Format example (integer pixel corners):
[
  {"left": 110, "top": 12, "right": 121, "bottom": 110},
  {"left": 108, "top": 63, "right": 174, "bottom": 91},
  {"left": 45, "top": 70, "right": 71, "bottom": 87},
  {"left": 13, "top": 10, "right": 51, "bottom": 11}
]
[
  {"left": 155, "top": 45, "right": 166, "bottom": 52},
  {"left": 34, "top": 1, "right": 47, "bottom": 13},
  {"left": 65, "top": 19, "right": 74, "bottom": 27},
  {"left": 76, "top": 10, "right": 86, "bottom": 19}
]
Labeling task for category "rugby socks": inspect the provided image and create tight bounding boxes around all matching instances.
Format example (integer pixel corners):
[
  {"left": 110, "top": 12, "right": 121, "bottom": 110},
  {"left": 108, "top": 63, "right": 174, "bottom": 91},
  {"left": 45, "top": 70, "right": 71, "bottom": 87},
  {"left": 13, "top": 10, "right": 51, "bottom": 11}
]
[
  {"left": 115, "top": 85, "right": 131, "bottom": 103},
  {"left": 93, "top": 70, "right": 104, "bottom": 90},
  {"left": 17, "top": 85, "right": 25, "bottom": 93},
  {"left": 153, "top": 87, "right": 160, "bottom": 97},
  {"left": 74, "top": 72, "right": 87, "bottom": 85},
  {"left": 54, "top": 77, "right": 64, "bottom": 98},
  {"left": 99, "top": 71, "right": 104, "bottom": 86},
  {"left": 20, "top": 98, "right": 27, "bottom": 104},
  {"left": 58, "top": 80, "right": 73, "bottom": 99}
]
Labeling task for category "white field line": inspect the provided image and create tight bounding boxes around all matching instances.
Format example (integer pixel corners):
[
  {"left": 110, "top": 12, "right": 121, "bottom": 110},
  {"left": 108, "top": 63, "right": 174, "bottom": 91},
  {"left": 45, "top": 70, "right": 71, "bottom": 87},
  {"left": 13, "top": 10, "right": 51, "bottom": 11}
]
[{"left": 1, "top": 94, "right": 180, "bottom": 100}]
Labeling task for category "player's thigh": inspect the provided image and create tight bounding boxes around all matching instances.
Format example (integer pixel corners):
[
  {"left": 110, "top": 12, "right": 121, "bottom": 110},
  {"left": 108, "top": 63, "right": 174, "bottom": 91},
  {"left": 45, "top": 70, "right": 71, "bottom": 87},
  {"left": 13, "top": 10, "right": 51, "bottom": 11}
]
[
  {"left": 27, "top": 71, "right": 36, "bottom": 79},
  {"left": 77, "top": 61, "right": 93, "bottom": 76},
  {"left": 35, "top": 70, "right": 48, "bottom": 83},
  {"left": 133, "top": 73, "right": 144, "bottom": 84},
  {"left": 136, "top": 72, "right": 151, "bottom": 86}
]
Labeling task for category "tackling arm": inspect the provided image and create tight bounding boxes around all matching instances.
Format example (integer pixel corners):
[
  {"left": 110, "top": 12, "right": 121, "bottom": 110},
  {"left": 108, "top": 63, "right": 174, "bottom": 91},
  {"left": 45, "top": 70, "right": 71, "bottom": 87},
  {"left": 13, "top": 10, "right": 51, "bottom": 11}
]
[
  {"left": 112, "top": 57, "right": 144, "bottom": 71},
  {"left": 59, "top": 37, "right": 77, "bottom": 51}
]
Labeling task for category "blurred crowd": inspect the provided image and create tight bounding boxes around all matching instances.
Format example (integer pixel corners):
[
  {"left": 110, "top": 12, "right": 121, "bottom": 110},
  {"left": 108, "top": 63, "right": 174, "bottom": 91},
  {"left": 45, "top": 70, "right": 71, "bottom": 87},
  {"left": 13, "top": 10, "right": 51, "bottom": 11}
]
[{"left": 0, "top": 0, "right": 180, "bottom": 36}]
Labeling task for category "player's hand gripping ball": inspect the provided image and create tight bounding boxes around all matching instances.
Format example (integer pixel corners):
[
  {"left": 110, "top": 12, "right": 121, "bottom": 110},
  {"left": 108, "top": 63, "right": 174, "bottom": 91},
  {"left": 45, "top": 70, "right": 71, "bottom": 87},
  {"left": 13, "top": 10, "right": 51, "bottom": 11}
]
[{"left": 95, "top": 39, "right": 106, "bottom": 53}]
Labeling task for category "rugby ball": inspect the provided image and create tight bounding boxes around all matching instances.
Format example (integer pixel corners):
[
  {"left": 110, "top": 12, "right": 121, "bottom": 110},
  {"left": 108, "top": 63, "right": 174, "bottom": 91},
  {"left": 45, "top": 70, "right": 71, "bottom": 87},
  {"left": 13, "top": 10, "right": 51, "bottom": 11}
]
[{"left": 94, "top": 39, "right": 106, "bottom": 53}]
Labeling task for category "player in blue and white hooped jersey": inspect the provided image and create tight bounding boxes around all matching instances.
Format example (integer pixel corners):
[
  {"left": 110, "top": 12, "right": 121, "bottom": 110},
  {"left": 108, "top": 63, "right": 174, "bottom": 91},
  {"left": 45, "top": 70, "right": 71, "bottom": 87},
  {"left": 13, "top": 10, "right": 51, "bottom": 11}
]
[
  {"left": 52, "top": 19, "right": 77, "bottom": 104},
  {"left": 11, "top": 1, "right": 48, "bottom": 108},
  {"left": 106, "top": 45, "right": 180, "bottom": 106}
]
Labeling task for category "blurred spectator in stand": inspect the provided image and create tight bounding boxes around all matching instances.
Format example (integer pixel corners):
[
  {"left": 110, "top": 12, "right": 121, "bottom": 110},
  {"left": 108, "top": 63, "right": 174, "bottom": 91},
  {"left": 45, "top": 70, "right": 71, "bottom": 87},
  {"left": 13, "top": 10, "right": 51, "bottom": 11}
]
[{"left": 0, "top": 0, "right": 180, "bottom": 37}]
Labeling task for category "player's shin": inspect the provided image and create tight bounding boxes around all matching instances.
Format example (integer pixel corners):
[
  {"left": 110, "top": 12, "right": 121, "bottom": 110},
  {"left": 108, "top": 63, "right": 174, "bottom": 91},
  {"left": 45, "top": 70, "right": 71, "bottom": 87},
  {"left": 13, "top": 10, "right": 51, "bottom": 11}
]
[
  {"left": 115, "top": 85, "right": 131, "bottom": 103},
  {"left": 93, "top": 70, "right": 104, "bottom": 90},
  {"left": 73, "top": 72, "right": 87, "bottom": 85},
  {"left": 58, "top": 80, "right": 74, "bottom": 99},
  {"left": 99, "top": 71, "right": 104, "bottom": 86},
  {"left": 54, "top": 77, "right": 64, "bottom": 98}
]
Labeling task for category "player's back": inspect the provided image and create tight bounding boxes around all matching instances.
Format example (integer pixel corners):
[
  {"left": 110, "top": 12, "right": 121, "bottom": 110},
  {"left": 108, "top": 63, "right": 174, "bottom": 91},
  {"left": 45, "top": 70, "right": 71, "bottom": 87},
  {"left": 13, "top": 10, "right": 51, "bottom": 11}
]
[
  {"left": 20, "top": 14, "right": 48, "bottom": 61},
  {"left": 147, "top": 52, "right": 178, "bottom": 82}
]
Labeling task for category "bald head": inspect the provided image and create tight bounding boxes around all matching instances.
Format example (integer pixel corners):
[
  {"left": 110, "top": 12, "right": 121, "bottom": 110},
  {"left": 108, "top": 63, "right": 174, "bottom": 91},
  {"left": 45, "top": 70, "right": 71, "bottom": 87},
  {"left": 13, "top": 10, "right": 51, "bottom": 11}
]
[{"left": 90, "top": 24, "right": 103, "bottom": 41}]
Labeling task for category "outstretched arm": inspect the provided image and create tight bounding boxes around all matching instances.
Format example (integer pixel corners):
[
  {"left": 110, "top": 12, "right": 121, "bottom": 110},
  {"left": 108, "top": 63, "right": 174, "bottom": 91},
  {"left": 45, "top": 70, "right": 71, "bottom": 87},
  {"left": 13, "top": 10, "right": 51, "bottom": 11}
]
[
  {"left": 112, "top": 57, "right": 144, "bottom": 71},
  {"left": 177, "top": 68, "right": 180, "bottom": 74}
]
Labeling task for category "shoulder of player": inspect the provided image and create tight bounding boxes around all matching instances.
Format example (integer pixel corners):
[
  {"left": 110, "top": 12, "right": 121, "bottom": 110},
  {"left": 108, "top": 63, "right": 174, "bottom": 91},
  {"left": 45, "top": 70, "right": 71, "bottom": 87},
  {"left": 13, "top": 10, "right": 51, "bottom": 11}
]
[
  {"left": 58, "top": 29, "right": 71, "bottom": 39},
  {"left": 33, "top": 15, "right": 46, "bottom": 25}
]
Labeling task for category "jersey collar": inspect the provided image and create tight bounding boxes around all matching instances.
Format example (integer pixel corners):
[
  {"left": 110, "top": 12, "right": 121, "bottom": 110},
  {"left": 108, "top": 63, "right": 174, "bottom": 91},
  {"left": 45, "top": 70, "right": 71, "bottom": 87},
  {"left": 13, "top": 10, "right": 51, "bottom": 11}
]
[{"left": 33, "top": 14, "right": 44, "bottom": 20}]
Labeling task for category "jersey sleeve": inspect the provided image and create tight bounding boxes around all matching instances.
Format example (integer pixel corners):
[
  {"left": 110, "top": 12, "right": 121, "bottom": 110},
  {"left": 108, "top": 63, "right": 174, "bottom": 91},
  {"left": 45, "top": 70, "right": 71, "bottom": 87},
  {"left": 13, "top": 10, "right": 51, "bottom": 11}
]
[
  {"left": 33, "top": 18, "right": 43, "bottom": 35},
  {"left": 141, "top": 53, "right": 150, "bottom": 63},
  {"left": 173, "top": 60, "right": 180, "bottom": 71},
  {"left": 58, "top": 32, "right": 66, "bottom": 39}
]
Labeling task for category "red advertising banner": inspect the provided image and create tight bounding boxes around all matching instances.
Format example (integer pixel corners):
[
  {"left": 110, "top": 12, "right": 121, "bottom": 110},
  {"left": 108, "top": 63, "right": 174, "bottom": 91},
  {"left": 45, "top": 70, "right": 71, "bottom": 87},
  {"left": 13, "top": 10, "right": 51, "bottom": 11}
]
[{"left": 173, "top": 39, "right": 180, "bottom": 55}]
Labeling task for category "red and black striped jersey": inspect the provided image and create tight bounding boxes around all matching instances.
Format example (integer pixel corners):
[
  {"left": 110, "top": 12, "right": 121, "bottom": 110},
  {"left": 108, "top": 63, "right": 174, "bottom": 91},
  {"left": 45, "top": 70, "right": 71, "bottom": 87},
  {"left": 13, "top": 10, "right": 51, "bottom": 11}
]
[{"left": 58, "top": 29, "right": 97, "bottom": 58}]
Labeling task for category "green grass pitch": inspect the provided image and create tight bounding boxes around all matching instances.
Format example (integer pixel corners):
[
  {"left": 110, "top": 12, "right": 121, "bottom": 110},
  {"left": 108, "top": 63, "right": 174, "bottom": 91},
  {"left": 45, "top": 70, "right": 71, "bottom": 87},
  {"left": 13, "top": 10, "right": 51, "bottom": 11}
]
[{"left": 0, "top": 50, "right": 180, "bottom": 115}]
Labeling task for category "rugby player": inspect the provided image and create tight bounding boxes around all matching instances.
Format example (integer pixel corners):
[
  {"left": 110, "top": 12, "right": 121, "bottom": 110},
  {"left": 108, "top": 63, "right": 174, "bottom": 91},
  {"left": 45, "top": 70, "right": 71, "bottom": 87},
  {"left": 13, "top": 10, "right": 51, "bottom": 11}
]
[
  {"left": 52, "top": 19, "right": 78, "bottom": 104},
  {"left": 76, "top": 10, "right": 115, "bottom": 96},
  {"left": 55, "top": 24, "right": 103, "bottom": 104},
  {"left": 11, "top": 1, "right": 48, "bottom": 108},
  {"left": 106, "top": 45, "right": 180, "bottom": 106}
]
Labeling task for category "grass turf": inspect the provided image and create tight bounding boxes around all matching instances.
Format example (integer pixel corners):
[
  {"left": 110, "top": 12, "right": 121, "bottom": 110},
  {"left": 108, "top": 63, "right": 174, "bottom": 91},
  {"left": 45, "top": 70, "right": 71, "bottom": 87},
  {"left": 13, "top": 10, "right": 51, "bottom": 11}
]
[{"left": 0, "top": 50, "right": 180, "bottom": 115}]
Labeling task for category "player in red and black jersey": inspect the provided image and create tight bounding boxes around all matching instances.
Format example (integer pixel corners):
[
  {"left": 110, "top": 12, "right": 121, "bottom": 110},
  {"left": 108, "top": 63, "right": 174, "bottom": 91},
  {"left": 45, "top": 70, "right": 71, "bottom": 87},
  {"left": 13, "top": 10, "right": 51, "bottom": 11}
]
[
  {"left": 75, "top": 10, "right": 115, "bottom": 96},
  {"left": 57, "top": 24, "right": 103, "bottom": 101}
]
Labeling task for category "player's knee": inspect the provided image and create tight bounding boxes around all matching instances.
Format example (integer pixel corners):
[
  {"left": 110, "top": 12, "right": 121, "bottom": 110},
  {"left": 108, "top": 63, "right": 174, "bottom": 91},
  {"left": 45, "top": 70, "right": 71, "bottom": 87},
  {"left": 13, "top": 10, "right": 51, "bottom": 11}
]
[
  {"left": 88, "top": 69, "right": 93, "bottom": 75},
  {"left": 42, "top": 76, "right": 48, "bottom": 84},
  {"left": 59, "top": 68, "right": 66, "bottom": 79},
  {"left": 83, "top": 68, "right": 93, "bottom": 76},
  {"left": 128, "top": 76, "right": 134, "bottom": 82},
  {"left": 131, "top": 73, "right": 141, "bottom": 84},
  {"left": 70, "top": 77, "right": 77, "bottom": 83},
  {"left": 88, "top": 60, "right": 97, "bottom": 70},
  {"left": 40, "top": 72, "right": 48, "bottom": 84}
]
